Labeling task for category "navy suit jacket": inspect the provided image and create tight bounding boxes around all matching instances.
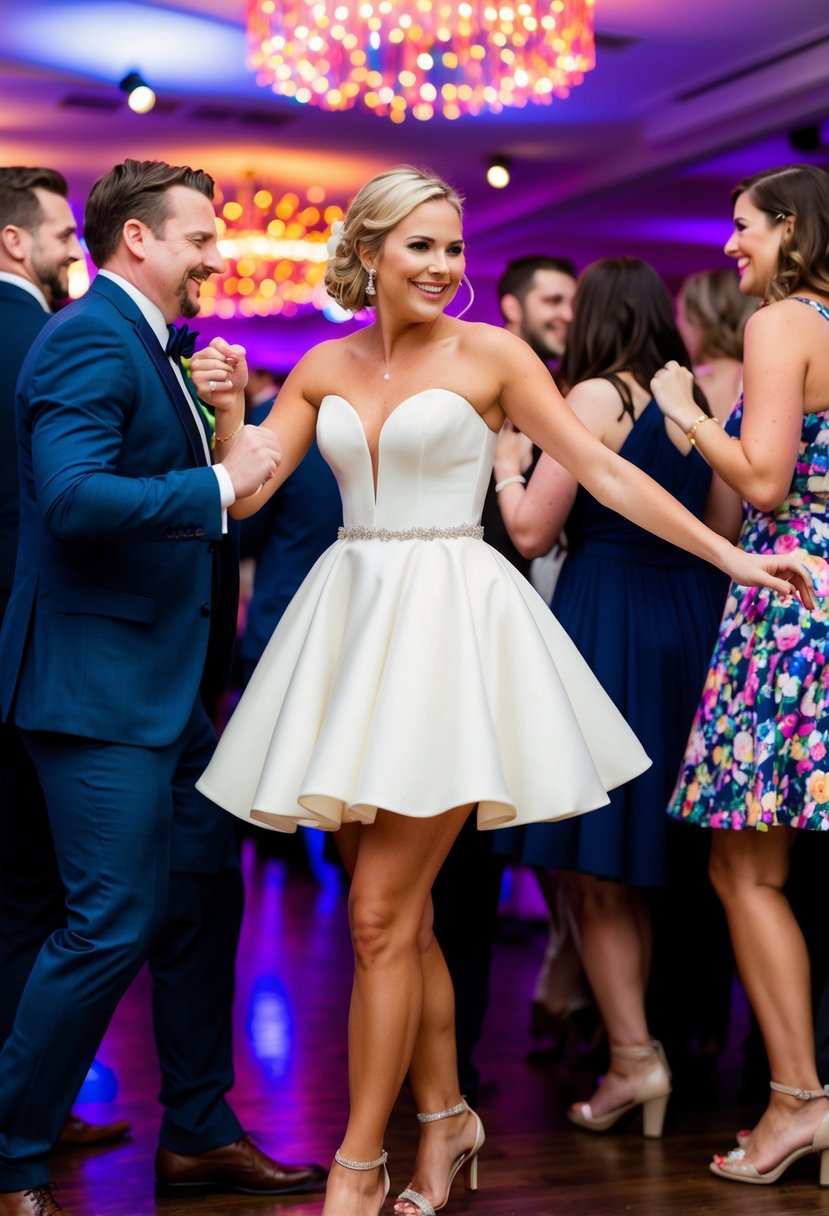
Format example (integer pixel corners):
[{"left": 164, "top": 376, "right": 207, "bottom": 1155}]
[
  {"left": 0, "top": 280, "right": 50, "bottom": 615},
  {"left": 0, "top": 274, "right": 224, "bottom": 746}
]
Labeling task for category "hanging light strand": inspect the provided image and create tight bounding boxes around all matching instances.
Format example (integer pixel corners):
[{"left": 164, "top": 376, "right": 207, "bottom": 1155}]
[{"left": 247, "top": 0, "right": 596, "bottom": 122}]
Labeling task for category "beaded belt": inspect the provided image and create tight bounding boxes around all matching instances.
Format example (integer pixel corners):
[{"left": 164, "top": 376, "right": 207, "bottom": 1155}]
[{"left": 337, "top": 524, "right": 484, "bottom": 542}]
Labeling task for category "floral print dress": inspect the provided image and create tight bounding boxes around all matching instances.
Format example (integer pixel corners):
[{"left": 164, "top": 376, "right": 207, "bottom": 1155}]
[{"left": 669, "top": 298, "right": 829, "bottom": 831}]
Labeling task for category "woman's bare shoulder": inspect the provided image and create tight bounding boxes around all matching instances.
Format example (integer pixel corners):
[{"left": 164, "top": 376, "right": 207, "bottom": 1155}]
[{"left": 287, "top": 333, "right": 364, "bottom": 399}]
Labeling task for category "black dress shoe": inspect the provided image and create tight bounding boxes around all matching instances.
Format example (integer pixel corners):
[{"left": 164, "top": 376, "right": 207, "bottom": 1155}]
[
  {"left": 56, "top": 1114, "right": 131, "bottom": 1149},
  {"left": 155, "top": 1135, "right": 327, "bottom": 1195}
]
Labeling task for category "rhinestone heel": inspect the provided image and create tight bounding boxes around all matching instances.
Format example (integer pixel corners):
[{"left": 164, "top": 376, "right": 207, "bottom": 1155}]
[
  {"left": 567, "top": 1039, "right": 672, "bottom": 1138},
  {"left": 711, "top": 1082, "right": 829, "bottom": 1186},
  {"left": 395, "top": 1099, "right": 485, "bottom": 1214},
  {"left": 333, "top": 1148, "right": 390, "bottom": 1210}
]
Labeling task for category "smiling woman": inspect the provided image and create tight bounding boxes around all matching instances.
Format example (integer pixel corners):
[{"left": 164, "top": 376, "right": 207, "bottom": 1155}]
[
  {"left": 194, "top": 163, "right": 817, "bottom": 1216},
  {"left": 650, "top": 162, "right": 829, "bottom": 1188}
]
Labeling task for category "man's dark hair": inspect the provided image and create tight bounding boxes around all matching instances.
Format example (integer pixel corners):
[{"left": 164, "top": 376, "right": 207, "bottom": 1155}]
[
  {"left": 497, "top": 255, "right": 577, "bottom": 306},
  {"left": 84, "top": 159, "right": 215, "bottom": 267},
  {"left": 0, "top": 167, "right": 69, "bottom": 230}
]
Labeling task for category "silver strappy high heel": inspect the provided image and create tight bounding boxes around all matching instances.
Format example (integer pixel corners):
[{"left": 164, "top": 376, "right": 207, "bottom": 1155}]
[
  {"left": 333, "top": 1147, "right": 390, "bottom": 1210},
  {"left": 396, "top": 1099, "right": 485, "bottom": 1214}
]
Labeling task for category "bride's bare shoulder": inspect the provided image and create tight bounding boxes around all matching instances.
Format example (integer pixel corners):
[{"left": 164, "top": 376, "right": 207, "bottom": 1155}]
[{"left": 456, "top": 320, "right": 529, "bottom": 358}]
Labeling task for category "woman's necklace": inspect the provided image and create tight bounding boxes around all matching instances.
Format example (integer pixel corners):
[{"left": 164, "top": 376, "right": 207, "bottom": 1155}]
[{"left": 379, "top": 318, "right": 441, "bottom": 381}]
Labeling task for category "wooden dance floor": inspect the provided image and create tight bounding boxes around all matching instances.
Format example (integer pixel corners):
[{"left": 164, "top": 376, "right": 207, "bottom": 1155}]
[{"left": 54, "top": 842, "right": 828, "bottom": 1215}]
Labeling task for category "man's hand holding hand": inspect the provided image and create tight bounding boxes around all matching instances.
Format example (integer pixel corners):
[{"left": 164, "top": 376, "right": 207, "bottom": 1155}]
[{"left": 220, "top": 425, "right": 282, "bottom": 500}]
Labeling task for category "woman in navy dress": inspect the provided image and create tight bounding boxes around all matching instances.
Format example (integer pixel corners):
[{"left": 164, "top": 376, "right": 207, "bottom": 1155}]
[{"left": 495, "top": 256, "right": 731, "bottom": 1136}]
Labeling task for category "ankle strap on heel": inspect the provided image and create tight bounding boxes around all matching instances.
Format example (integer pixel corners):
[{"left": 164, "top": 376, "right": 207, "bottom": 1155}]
[
  {"left": 416, "top": 1101, "right": 466, "bottom": 1123},
  {"left": 611, "top": 1041, "right": 661, "bottom": 1061},
  {"left": 334, "top": 1148, "right": 388, "bottom": 1170},
  {"left": 769, "top": 1081, "right": 827, "bottom": 1101}
]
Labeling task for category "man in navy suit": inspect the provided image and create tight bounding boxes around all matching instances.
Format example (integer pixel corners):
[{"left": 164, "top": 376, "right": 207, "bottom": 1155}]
[
  {"left": 0, "top": 160, "right": 324, "bottom": 1215},
  {"left": 0, "top": 166, "right": 132, "bottom": 1150}
]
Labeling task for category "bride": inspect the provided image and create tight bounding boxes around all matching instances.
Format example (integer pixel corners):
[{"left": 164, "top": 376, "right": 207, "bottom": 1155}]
[{"left": 192, "top": 166, "right": 815, "bottom": 1216}]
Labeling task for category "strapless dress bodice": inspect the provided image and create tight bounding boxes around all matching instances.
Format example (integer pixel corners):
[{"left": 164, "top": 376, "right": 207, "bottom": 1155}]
[{"left": 317, "top": 389, "right": 497, "bottom": 531}]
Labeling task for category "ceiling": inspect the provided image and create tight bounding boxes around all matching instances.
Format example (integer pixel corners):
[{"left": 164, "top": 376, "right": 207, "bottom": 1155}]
[{"left": 1, "top": 0, "right": 828, "bottom": 367}]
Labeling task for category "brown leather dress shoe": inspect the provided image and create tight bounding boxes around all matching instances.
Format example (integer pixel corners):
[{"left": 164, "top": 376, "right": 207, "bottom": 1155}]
[
  {"left": 56, "top": 1114, "right": 131, "bottom": 1149},
  {"left": 155, "top": 1135, "right": 327, "bottom": 1195},
  {"left": 0, "top": 1183, "right": 64, "bottom": 1214}
]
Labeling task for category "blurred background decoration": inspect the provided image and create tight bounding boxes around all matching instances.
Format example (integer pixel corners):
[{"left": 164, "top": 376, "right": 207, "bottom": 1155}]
[
  {"left": 202, "top": 178, "right": 347, "bottom": 320},
  {"left": 246, "top": 0, "right": 596, "bottom": 122}
]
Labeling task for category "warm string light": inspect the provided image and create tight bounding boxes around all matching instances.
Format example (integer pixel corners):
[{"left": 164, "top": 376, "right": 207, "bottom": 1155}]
[
  {"left": 247, "top": 0, "right": 595, "bottom": 122},
  {"left": 198, "top": 182, "right": 346, "bottom": 319}
]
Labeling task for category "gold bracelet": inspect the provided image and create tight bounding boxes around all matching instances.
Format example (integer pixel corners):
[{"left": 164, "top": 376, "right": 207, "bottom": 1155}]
[
  {"left": 686, "top": 414, "right": 721, "bottom": 447},
  {"left": 211, "top": 419, "right": 244, "bottom": 451}
]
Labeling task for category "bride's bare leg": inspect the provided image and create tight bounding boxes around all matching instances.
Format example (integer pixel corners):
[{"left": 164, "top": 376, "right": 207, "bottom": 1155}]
[
  {"left": 393, "top": 900, "right": 481, "bottom": 1215},
  {"left": 322, "top": 805, "right": 472, "bottom": 1216}
]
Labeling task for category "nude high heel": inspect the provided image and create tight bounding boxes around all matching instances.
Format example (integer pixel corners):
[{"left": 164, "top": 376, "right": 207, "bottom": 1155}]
[
  {"left": 333, "top": 1148, "right": 390, "bottom": 1210},
  {"left": 710, "top": 1082, "right": 829, "bottom": 1186},
  {"left": 567, "top": 1040, "right": 672, "bottom": 1138},
  {"left": 396, "top": 1099, "right": 485, "bottom": 1214}
]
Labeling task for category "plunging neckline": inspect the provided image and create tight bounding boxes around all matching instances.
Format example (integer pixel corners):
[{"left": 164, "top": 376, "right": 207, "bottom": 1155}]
[{"left": 320, "top": 388, "right": 495, "bottom": 501}]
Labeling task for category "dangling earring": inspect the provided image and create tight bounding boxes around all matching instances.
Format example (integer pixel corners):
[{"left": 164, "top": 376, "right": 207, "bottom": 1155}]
[
  {"left": 454, "top": 273, "right": 475, "bottom": 320},
  {"left": 365, "top": 267, "right": 376, "bottom": 298}
]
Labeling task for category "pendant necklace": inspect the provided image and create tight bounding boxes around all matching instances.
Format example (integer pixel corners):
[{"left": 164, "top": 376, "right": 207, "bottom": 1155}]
[{"left": 380, "top": 318, "right": 440, "bottom": 382}]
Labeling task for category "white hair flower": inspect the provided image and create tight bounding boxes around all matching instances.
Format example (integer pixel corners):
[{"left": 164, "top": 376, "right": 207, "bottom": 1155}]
[{"left": 327, "top": 220, "right": 344, "bottom": 259}]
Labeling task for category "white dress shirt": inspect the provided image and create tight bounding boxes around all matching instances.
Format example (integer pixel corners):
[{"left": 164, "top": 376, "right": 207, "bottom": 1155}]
[{"left": 98, "top": 271, "right": 234, "bottom": 521}]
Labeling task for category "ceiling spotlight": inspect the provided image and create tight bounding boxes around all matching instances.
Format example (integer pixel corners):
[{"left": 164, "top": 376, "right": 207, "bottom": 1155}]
[
  {"left": 486, "top": 159, "right": 511, "bottom": 189},
  {"left": 120, "top": 72, "right": 156, "bottom": 115}
]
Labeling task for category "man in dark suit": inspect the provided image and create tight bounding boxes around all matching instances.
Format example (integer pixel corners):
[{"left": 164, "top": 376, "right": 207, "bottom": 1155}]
[
  {"left": 0, "top": 159, "right": 324, "bottom": 1215},
  {"left": 0, "top": 166, "right": 131, "bottom": 1149}
]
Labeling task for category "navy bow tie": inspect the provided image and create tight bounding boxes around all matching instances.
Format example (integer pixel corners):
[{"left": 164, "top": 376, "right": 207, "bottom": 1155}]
[{"left": 165, "top": 323, "right": 199, "bottom": 362}]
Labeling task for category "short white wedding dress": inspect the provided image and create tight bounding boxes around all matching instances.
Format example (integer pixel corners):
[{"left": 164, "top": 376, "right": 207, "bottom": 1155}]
[{"left": 197, "top": 389, "right": 649, "bottom": 832}]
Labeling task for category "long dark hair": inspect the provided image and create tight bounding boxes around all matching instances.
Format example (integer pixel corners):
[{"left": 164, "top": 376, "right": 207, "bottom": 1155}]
[{"left": 561, "top": 256, "right": 710, "bottom": 416}]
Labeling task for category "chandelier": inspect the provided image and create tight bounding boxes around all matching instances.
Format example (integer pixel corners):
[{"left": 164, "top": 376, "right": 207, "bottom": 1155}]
[
  {"left": 197, "top": 181, "right": 346, "bottom": 320},
  {"left": 247, "top": 0, "right": 596, "bottom": 122}
]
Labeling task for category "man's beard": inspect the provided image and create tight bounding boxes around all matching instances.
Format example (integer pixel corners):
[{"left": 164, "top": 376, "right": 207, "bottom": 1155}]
[
  {"left": 526, "top": 331, "right": 564, "bottom": 363},
  {"left": 177, "top": 270, "right": 207, "bottom": 319},
  {"left": 31, "top": 256, "right": 69, "bottom": 304}
]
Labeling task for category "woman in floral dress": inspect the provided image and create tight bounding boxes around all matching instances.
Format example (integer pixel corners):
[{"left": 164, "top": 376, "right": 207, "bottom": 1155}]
[{"left": 651, "top": 162, "right": 829, "bottom": 1187}]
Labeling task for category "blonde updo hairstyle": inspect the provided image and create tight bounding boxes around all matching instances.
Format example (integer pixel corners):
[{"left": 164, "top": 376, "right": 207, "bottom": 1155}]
[
  {"left": 325, "top": 165, "right": 464, "bottom": 313},
  {"left": 678, "top": 269, "right": 757, "bottom": 362}
]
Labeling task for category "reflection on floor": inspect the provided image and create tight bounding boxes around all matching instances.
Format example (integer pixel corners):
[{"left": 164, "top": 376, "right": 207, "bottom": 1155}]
[{"left": 57, "top": 841, "right": 829, "bottom": 1215}]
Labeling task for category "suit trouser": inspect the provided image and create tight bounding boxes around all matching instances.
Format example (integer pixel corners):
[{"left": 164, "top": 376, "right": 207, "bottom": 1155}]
[
  {"left": 0, "top": 720, "right": 64, "bottom": 1048},
  {"left": 0, "top": 702, "right": 244, "bottom": 1191}
]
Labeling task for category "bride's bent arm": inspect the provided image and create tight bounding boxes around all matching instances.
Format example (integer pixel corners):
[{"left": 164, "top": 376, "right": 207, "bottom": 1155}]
[
  {"left": 227, "top": 354, "right": 326, "bottom": 520},
  {"left": 492, "top": 330, "right": 815, "bottom": 607}
]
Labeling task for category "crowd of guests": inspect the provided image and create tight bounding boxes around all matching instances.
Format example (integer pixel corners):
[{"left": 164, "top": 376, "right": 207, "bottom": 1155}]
[{"left": 0, "top": 155, "right": 828, "bottom": 1216}]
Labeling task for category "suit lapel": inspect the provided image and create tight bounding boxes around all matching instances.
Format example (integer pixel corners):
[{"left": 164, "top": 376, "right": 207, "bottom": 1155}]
[
  {"left": 89, "top": 275, "right": 210, "bottom": 468},
  {"left": 137, "top": 322, "right": 211, "bottom": 466}
]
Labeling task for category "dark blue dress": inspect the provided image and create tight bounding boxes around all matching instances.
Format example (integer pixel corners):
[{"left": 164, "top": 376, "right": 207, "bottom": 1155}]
[{"left": 499, "top": 395, "right": 727, "bottom": 885}]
